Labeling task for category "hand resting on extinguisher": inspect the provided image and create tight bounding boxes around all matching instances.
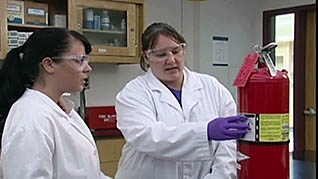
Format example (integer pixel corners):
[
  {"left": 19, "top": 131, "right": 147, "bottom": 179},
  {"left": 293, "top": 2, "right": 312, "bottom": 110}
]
[{"left": 207, "top": 115, "right": 249, "bottom": 140}]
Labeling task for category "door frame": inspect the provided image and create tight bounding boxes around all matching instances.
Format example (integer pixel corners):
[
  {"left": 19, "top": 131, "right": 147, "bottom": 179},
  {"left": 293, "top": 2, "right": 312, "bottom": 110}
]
[{"left": 263, "top": 4, "right": 316, "bottom": 161}]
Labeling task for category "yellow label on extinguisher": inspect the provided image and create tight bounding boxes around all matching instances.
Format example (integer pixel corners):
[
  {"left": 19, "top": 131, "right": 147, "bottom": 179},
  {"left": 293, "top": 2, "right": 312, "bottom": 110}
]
[{"left": 259, "top": 113, "right": 289, "bottom": 142}]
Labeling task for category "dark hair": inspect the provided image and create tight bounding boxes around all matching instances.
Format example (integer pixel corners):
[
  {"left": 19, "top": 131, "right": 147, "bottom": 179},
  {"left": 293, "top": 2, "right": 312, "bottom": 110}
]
[
  {"left": 140, "top": 22, "right": 186, "bottom": 71},
  {"left": 0, "top": 28, "right": 91, "bottom": 140}
]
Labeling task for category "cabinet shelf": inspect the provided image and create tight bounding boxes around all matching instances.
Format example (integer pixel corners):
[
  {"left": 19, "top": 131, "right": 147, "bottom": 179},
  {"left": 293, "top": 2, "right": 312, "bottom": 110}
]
[
  {"left": 7, "top": 23, "right": 63, "bottom": 33},
  {"left": 8, "top": 23, "right": 47, "bottom": 28},
  {"left": 83, "top": 29, "right": 126, "bottom": 35}
]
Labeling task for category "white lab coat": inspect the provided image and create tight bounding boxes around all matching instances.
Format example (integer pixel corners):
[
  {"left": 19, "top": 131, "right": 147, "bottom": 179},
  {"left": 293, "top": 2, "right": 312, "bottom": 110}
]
[
  {"left": 115, "top": 68, "right": 237, "bottom": 179},
  {"left": 0, "top": 89, "right": 111, "bottom": 179}
]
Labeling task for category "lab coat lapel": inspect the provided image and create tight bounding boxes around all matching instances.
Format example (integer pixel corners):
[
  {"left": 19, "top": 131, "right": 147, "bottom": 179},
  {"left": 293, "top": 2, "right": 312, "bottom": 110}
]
[
  {"left": 146, "top": 70, "right": 183, "bottom": 113},
  {"left": 31, "top": 89, "right": 96, "bottom": 147},
  {"left": 66, "top": 115, "right": 96, "bottom": 147},
  {"left": 159, "top": 90, "right": 182, "bottom": 113},
  {"left": 182, "top": 68, "right": 202, "bottom": 118}
]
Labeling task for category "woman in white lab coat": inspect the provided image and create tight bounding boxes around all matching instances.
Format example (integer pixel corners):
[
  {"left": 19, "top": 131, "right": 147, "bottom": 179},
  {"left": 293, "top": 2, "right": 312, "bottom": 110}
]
[
  {"left": 115, "top": 22, "right": 249, "bottom": 179},
  {"left": 0, "top": 28, "right": 111, "bottom": 179}
]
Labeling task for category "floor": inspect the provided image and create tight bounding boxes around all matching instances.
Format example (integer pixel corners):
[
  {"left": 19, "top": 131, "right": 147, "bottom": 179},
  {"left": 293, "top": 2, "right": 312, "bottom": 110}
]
[
  {"left": 289, "top": 128, "right": 316, "bottom": 179},
  {"left": 290, "top": 156, "right": 316, "bottom": 179}
]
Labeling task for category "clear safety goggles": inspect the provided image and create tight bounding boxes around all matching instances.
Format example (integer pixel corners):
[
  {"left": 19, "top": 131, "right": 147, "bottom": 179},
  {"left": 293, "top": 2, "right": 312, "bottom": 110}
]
[
  {"left": 51, "top": 55, "right": 90, "bottom": 71},
  {"left": 145, "top": 43, "right": 186, "bottom": 62}
]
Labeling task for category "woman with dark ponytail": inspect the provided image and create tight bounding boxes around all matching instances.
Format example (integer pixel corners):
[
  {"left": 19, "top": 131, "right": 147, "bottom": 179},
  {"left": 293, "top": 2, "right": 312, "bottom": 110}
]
[{"left": 0, "top": 28, "right": 111, "bottom": 179}]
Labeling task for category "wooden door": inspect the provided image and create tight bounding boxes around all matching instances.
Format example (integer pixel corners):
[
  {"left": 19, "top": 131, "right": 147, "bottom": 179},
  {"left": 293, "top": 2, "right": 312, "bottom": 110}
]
[
  {"left": 263, "top": 4, "right": 316, "bottom": 162},
  {"left": 304, "top": 11, "right": 316, "bottom": 161}
]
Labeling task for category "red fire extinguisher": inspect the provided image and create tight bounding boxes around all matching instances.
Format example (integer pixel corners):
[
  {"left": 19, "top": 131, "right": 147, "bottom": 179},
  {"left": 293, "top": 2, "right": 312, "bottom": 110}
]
[{"left": 233, "top": 42, "right": 290, "bottom": 179}]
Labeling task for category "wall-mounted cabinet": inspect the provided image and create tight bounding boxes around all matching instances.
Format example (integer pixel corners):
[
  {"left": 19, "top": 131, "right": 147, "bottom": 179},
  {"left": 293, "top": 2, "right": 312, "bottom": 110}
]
[
  {"left": 68, "top": 0, "right": 144, "bottom": 63},
  {"left": 0, "top": 0, "right": 144, "bottom": 64},
  {"left": 0, "top": 0, "right": 8, "bottom": 59},
  {"left": 1, "top": 0, "right": 68, "bottom": 59}
]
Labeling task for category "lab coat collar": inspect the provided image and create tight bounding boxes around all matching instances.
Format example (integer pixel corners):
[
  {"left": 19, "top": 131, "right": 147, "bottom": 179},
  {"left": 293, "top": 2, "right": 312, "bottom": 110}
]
[
  {"left": 26, "top": 89, "right": 96, "bottom": 147},
  {"left": 145, "top": 67, "right": 203, "bottom": 92},
  {"left": 146, "top": 69, "right": 182, "bottom": 112},
  {"left": 181, "top": 68, "right": 203, "bottom": 118},
  {"left": 26, "top": 88, "right": 69, "bottom": 118},
  {"left": 182, "top": 67, "right": 203, "bottom": 91},
  {"left": 145, "top": 67, "right": 203, "bottom": 113}
]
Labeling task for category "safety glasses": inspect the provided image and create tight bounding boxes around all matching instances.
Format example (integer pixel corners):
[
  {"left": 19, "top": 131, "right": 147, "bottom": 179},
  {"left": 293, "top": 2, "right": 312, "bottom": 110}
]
[
  {"left": 51, "top": 55, "right": 89, "bottom": 71},
  {"left": 145, "top": 43, "right": 186, "bottom": 62}
]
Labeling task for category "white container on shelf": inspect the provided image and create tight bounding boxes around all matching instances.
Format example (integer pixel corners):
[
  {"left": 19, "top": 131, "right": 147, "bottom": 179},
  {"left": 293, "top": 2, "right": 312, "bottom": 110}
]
[
  {"left": 101, "top": 10, "right": 111, "bottom": 30},
  {"left": 84, "top": 9, "right": 94, "bottom": 29},
  {"left": 121, "top": 18, "right": 126, "bottom": 31},
  {"left": 50, "top": 14, "right": 66, "bottom": 27}
]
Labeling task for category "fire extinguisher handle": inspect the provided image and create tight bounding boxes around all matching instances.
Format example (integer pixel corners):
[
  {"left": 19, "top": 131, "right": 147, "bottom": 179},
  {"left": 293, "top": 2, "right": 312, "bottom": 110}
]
[
  {"left": 262, "top": 53, "right": 277, "bottom": 76},
  {"left": 253, "top": 42, "right": 278, "bottom": 77}
]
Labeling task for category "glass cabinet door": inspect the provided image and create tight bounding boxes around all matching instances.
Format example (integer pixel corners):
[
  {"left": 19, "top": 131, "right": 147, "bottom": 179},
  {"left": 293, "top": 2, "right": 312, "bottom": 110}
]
[{"left": 69, "top": 0, "right": 136, "bottom": 57}]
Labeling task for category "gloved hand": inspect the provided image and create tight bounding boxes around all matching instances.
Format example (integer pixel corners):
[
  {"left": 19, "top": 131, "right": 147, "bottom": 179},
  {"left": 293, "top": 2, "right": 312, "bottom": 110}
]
[{"left": 207, "top": 115, "right": 249, "bottom": 140}]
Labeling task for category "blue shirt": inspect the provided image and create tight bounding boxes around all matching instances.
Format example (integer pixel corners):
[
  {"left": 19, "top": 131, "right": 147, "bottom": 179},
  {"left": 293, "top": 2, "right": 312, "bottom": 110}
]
[{"left": 167, "top": 86, "right": 182, "bottom": 107}]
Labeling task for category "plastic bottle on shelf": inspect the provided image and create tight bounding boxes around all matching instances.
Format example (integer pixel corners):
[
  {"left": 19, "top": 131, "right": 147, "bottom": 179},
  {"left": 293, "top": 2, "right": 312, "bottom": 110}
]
[
  {"left": 93, "top": 15, "right": 101, "bottom": 30},
  {"left": 85, "top": 9, "right": 94, "bottom": 29},
  {"left": 101, "top": 10, "right": 111, "bottom": 30},
  {"left": 121, "top": 18, "right": 126, "bottom": 31},
  {"left": 114, "top": 38, "right": 120, "bottom": 47}
]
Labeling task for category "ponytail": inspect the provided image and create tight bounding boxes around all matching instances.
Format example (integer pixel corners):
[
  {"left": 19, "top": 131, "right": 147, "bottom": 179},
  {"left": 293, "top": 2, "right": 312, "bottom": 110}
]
[{"left": 0, "top": 46, "right": 28, "bottom": 139}]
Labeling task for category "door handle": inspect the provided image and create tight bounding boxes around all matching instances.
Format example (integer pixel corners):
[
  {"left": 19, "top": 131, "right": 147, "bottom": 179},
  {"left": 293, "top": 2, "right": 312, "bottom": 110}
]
[{"left": 304, "top": 108, "right": 316, "bottom": 116}]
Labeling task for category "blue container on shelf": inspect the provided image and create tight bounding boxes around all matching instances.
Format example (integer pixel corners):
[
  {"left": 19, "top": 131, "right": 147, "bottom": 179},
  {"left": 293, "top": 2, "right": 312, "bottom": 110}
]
[{"left": 93, "top": 15, "right": 101, "bottom": 30}]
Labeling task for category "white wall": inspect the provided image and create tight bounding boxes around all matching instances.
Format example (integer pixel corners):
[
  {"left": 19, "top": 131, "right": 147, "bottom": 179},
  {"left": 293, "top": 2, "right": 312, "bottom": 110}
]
[
  {"left": 193, "top": 0, "right": 258, "bottom": 99},
  {"left": 80, "top": 63, "right": 144, "bottom": 106},
  {"left": 0, "top": 0, "right": 315, "bottom": 109},
  {"left": 54, "top": 0, "right": 318, "bottom": 108}
]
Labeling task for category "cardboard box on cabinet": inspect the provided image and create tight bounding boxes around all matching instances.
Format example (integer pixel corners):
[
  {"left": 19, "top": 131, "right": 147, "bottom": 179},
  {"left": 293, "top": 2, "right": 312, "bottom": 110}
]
[
  {"left": 7, "top": 0, "right": 24, "bottom": 24},
  {"left": 24, "top": 1, "right": 48, "bottom": 26}
]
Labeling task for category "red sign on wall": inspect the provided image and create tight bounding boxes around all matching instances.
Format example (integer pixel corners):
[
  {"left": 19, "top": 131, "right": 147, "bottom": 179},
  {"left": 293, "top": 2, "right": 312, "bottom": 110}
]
[{"left": 85, "top": 106, "right": 121, "bottom": 136}]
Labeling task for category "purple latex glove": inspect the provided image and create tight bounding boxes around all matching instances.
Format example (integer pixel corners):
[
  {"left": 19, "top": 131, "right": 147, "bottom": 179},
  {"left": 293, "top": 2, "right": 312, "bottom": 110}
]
[{"left": 207, "top": 115, "right": 249, "bottom": 140}]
